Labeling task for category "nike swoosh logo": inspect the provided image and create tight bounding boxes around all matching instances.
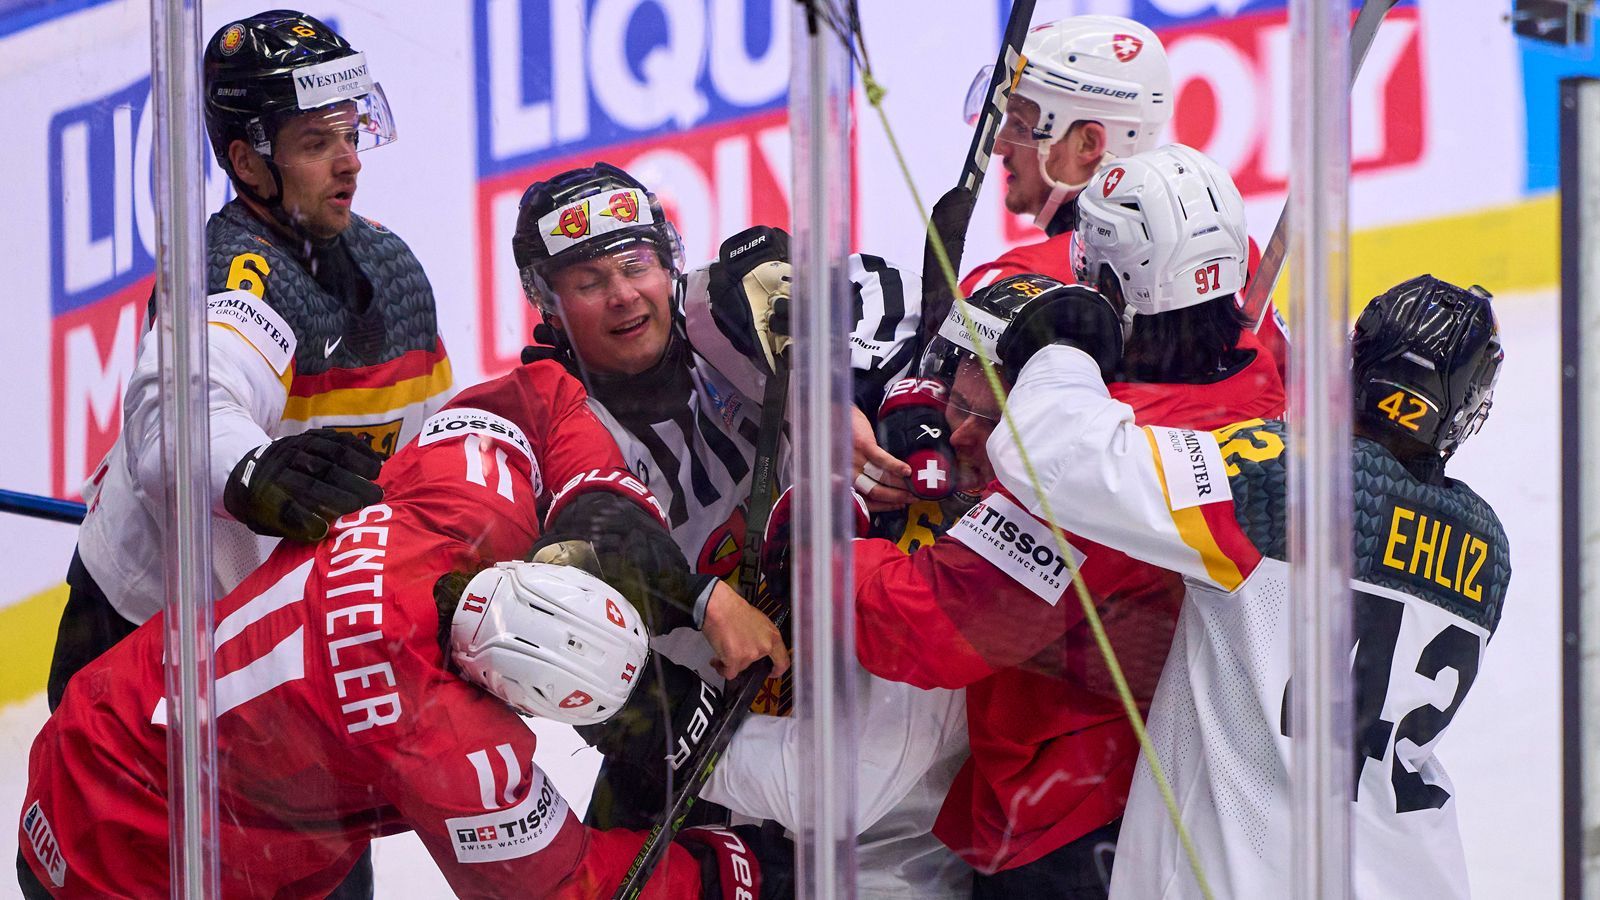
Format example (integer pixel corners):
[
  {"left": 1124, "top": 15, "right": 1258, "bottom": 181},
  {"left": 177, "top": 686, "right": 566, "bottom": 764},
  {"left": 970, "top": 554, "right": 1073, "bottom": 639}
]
[{"left": 324, "top": 336, "right": 342, "bottom": 357}]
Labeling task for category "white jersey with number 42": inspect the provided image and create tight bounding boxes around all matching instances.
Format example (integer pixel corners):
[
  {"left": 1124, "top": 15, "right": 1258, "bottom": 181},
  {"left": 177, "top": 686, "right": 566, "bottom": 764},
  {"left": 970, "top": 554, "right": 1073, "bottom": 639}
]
[{"left": 989, "top": 346, "right": 1510, "bottom": 900}]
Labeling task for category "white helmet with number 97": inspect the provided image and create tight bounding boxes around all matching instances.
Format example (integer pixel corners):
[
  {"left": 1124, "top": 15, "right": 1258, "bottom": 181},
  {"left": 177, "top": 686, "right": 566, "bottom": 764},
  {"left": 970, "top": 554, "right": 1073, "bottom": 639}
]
[
  {"left": 449, "top": 561, "right": 649, "bottom": 726},
  {"left": 1072, "top": 143, "right": 1249, "bottom": 317}
]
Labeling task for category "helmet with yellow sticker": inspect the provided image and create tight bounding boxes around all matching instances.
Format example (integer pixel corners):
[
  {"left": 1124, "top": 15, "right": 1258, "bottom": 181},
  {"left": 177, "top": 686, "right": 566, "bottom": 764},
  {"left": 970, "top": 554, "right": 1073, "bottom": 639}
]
[
  {"left": 511, "top": 163, "right": 686, "bottom": 314},
  {"left": 1352, "top": 275, "right": 1503, "bottom": 464}
]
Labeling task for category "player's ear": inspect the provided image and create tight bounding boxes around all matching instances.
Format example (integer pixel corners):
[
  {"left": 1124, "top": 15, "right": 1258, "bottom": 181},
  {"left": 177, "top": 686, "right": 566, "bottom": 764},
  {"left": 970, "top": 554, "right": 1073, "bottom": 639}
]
[
  {"left": 228, "top": 140, "right": 276, "bottom": 199},
  {"left": 1072, "top": 122, "right": 1107, "bottom": 165}
]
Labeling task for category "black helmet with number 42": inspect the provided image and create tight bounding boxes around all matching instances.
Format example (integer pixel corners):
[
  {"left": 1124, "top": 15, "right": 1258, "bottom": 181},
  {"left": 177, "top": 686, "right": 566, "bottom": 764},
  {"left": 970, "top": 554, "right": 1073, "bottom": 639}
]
[
  {"left": 511, "top": 162, "right": 685, "bottom": 313},
  {"left": 1352, "top": 274, "right": 1503, "bottom": 464},
  {"left": 203, "top": 10, "right": 396, "bottom": 190}
]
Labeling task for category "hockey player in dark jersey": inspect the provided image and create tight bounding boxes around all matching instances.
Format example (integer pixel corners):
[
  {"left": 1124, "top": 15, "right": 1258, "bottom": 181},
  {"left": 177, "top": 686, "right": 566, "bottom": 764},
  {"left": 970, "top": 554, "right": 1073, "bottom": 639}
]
[
  {"left": 985, "top": 273, "right": 1508, "bottom": 900},
  {"left": 18, "top": 357, "right": 790, "bottom": 900},
  {"left": 57, "top": 10, "right": 453, "bottom": 705}
]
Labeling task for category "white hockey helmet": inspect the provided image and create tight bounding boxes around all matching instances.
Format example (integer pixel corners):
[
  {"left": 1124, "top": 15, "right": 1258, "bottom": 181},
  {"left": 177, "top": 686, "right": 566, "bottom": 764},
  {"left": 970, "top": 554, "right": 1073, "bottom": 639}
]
[
  {"left": 968, "top": 16, "right": 1172, "bottom": 224},
  {"left": 449, "top": 561, "right": 649, "bottom": 726},
  {"left": 1071, "top": 143, "right": 1248, "bottom": 317}
]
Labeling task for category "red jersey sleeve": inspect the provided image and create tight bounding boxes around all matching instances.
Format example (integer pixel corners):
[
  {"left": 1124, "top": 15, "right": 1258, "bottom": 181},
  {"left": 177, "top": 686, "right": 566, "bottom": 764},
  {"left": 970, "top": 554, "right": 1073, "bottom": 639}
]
[{"left": 442, "top": 361, "right": 669, "bottom": 530}]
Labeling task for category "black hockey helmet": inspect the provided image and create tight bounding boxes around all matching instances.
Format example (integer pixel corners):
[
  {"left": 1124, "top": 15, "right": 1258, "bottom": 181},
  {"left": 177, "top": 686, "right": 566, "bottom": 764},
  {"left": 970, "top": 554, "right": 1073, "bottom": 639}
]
[
  {"left": 512, "top": 162, "right": 685, "bottom": 312},
  {"left": 1351, "top": 274, "right": 1503, "bottom": 461},
  {"left": 919, "top": 274, "right": 1107, "bottom": 413},
  {"left": 204, "top": 11, "right": 395, "bottom": 189}
]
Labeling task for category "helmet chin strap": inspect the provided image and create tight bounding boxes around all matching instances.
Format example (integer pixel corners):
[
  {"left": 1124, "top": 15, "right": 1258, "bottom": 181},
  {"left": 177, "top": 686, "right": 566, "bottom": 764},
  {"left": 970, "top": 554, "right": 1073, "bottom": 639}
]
[{"left": 1032, "top": 139, "right": 1090, "bottom": 229}]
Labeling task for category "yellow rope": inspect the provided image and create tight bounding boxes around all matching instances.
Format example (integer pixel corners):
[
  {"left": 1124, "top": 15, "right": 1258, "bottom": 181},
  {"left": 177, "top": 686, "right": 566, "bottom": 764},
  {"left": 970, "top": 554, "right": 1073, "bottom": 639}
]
[{"left": 859, "top": 65, "right": 1216, "bottom": 900}]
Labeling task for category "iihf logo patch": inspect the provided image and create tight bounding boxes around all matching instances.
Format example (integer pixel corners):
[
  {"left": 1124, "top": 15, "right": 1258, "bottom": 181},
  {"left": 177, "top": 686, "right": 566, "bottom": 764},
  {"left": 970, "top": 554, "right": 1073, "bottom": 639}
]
[
  {"left": 1102, "top": 167, "right": 1126, "bottom": 197},
  {"left": 1112, "top": 34, "right": 1143, "bottom": 62}
]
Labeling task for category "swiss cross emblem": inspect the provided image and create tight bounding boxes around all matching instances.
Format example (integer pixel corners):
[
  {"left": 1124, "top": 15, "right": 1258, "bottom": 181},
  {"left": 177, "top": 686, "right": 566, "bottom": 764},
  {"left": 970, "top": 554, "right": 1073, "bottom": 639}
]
[
  {"left": 476, "top": 825, "right": 498, "bottom": 841},
  {"left": 559, "top": 690, "right": 593, "bottom": 709},
  {"left": 551, "top": 201, "right": 590, "bottom": 239},
  {"left": 603, "top": 190, "right": 640, "bottom": 223},
  {"left": 917, "top": 458, "right": 948, "bottom": 492},
  {"left": 1112, "top": 34, "right": 1143, "bottom": 62},
  {"left": 605, "top": 598, "right": 625, "bottom": 628},
  {"left": 1102, "top": 167, "right": 1126, "bottom": 197}
]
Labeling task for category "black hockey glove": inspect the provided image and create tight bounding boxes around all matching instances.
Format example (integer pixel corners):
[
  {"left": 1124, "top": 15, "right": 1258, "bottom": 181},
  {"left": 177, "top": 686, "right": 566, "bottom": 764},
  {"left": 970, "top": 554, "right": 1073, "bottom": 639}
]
[
  {"left": 677, "top": 824, "right": 795, "bottom": 900},
  {"left": 875, "top": 378, "right": 957, "bottom": 500},
  {"left": 575, "top": 652, "right": 722, "bottom": 825},
  {"left": 708, "top": 225, "right": 792, "bottom": 375},
  {"left": 539, "top": 492, "right": 711, "bottom": 635},
  {"left": 223, "top": 429, "right": 384, "bottom": 542},
  {"left": 996, "top": 285, "right": 1124, "bottom": 384}
]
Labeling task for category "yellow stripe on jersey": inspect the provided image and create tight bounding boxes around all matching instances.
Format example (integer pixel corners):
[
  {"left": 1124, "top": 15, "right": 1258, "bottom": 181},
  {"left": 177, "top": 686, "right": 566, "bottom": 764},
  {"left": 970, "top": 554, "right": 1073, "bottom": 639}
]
[
  {"left": 1142, "top": 428, "right": 1247, "bottom": 591},
  {"left": 281, "top": 356, "right": 453, "bottom": 422}
]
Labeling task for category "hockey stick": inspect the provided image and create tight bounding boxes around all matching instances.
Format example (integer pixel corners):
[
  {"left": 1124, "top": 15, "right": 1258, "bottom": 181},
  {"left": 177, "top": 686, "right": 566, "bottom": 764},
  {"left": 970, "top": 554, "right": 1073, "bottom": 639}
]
[
  {"left": 0, "top": 489, "right": 87, "bottom": 525},
  {"left": 916, "top": 0, "right": 1037, "bottom": 352},
  {"left": 611, "top": 352, "right": 791, "bottom": 900},
  {"left": 1239, "top": 0, "right": 1403, "bottom": 332}
]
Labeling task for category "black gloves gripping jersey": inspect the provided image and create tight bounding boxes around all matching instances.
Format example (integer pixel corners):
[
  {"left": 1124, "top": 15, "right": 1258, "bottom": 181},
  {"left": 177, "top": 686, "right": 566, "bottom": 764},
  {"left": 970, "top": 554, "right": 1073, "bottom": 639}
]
[
  {"left": 223, "top": 429, "right": 384, "bottom": 542},
  {"left": 537, "top": 491, "right": 714, "bottom": 635},
  {"left": 996, "top": 284, "right": 1124, "bottom": 384}
]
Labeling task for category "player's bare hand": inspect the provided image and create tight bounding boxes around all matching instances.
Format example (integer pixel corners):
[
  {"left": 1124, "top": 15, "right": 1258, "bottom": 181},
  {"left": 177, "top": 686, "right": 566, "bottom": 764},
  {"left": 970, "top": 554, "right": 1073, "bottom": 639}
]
[
  {"left": 852, "top": 406, "right": 917, "bottom": 512},
  {"left": 702, "top": 581, "right": 789, "bottom": 679}
]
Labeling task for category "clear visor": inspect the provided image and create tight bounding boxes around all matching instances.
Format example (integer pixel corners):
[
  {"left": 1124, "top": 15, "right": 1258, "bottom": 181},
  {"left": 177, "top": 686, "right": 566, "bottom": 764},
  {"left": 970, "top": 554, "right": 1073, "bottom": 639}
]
[
  {"left": 966, "top": 65, "right": 1048, "bottom": 150},
  {"left": 266, "top": 84, "right": 398, "bottom": 166},
  {"left": 918, "top": 335, "right": 1000, "bottom": 422}
]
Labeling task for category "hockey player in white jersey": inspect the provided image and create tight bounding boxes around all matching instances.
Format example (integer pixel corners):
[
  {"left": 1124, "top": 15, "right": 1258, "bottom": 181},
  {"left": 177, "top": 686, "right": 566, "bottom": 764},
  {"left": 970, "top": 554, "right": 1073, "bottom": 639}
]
[{"left": 980, "top": 274, "right": 1508, "bottom": 898}]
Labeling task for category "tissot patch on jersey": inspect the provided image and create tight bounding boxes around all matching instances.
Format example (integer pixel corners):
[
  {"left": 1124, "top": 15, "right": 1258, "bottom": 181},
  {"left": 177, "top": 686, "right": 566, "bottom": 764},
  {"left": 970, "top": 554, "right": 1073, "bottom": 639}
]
[
  {"left": 1150, "top": 426, "right": 1231, "bottom": 510},
  {"left": 446, "top": 771, "right": 569, "bottom": 864},
  {"left": 208, "top": 289, "right": 296, "bottom": 375},
  {"left": 949, "top": 491, "right": 1082, "bottom": 605},
  {"left": 420, "top": 408, "right": 536, "bottom": 465}
]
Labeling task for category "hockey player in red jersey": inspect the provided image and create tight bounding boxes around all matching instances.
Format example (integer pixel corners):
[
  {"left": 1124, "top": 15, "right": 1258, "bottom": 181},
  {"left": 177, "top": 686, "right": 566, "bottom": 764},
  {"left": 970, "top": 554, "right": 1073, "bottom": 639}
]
[
  {"left": 957, "top": 16, "right": 1170, "bottom": 295},
  {"left": 17, "top": 358, "right": 789, "bottom": 900},
  {"left": 852, "top": 145, "right": 1284, "bottom": 897}
]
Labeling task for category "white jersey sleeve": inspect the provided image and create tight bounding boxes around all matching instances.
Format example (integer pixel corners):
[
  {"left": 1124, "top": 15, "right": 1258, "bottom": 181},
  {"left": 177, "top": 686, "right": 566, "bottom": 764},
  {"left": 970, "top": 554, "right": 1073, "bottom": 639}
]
[
  {"left": 122, "top": 291, "right": 294, "bottom": 515},
  {"left": 988, "top": 345, "right": 1253, "bottom": 592},
  {"left": 702, "top": 667, "right": 971, "bottom": 899}
]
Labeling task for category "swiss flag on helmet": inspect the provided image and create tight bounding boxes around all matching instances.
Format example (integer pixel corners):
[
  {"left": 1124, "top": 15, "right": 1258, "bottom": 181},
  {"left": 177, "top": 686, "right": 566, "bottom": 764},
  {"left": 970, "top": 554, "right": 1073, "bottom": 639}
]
[
  {"left": 559, "top": 690, "right": 593, "bottom": 709},
  {"left": 605, "top": 599, "right": 625, "bottom": 628},
  {"left": 1102, "top": 167, "right": 1126, "bottom": 197},
  {"left": 1112, "top": 34, "right": 1143, "bottom": 62}
]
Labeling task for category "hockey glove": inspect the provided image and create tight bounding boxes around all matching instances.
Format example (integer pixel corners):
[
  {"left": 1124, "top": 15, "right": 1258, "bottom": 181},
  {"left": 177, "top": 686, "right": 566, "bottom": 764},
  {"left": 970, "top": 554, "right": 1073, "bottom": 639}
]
[
  {"left": 708, "top": 226, "right": 792, "bottom": 375},
  {"left": 876, "top": 378, "right": 957, "bottom": 500},
  {"left": 996, "top": 285, "right": 1124, "bottom": 384},
  {"left": 539, "top": 492, "right": 712, "bottom": 635},
  {"left": 576, "top": 652, "right": 723, "bottom": 825},
  {"left": 223, "top": 429, "right": 383, "bottom": 542},
  {"left": 677, "top": 825, "right": 794, "bottom": 900}
]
